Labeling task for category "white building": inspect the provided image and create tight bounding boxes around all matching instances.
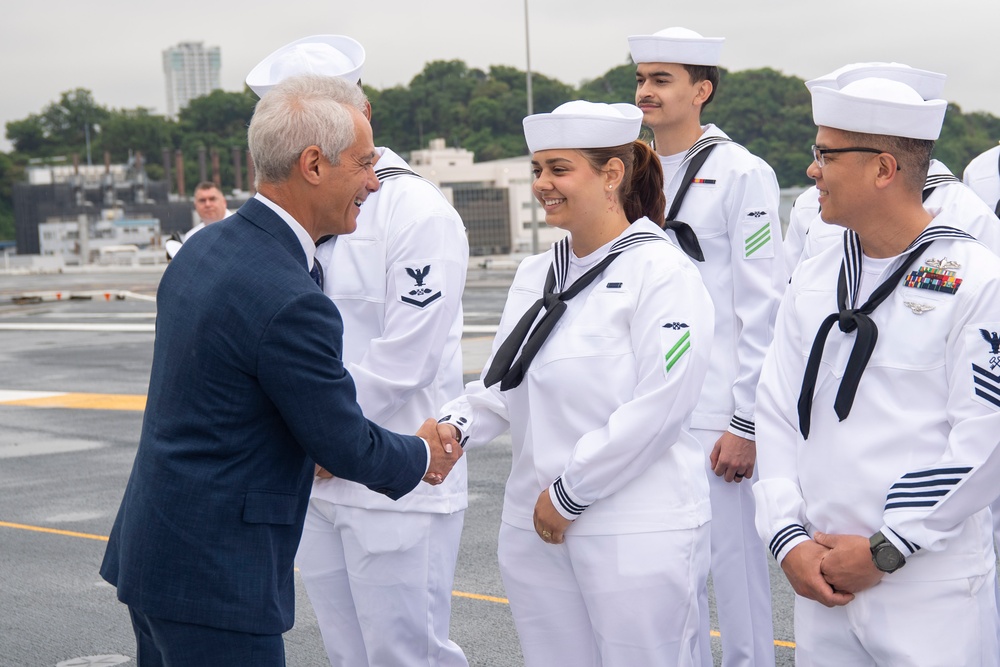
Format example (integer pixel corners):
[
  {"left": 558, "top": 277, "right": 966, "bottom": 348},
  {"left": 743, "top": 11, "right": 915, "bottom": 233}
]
[
  {"left": 163, "top": 41, "right": 221, "bottom": 117},
  {"left": 38, "top": 212, "right": 160, "bottom": 265},
  {"left": 410, "top": 139, "right": 564, "bottom": 254}
]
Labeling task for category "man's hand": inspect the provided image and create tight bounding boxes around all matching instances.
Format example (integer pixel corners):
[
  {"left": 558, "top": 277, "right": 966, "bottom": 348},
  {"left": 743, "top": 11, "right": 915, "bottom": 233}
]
[
  {"left": 533, "top": 488, "right": 572, "bottom": 545},
  {"left": 418, "top": 418, "right": 462, "bottom": 485},
  {"left": 815, "top": 531, "right": 884, "bottom": 594},
  {"left": 314, "top": 464, "right": 334, "bottom": 479},
  {"left": 780, "top": 540, "right": 855, "bottom": 607},
  {"left": 710, "top": 431, "right": 756, "bottom": 483}
]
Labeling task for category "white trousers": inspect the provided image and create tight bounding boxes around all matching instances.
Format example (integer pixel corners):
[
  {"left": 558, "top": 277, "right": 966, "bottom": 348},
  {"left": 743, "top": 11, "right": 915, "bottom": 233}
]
[
  {"left": 692, "top": 428, "right": 775, "bottom": 667},
  {"left": 296, "top": 499, "right": 468, "bottom": 667},
  {"left": 498, "top": 522, "right": 710, "bottom": 667},
  {"left": 794, "top": 565, "right": 999, "bottom": 666}
]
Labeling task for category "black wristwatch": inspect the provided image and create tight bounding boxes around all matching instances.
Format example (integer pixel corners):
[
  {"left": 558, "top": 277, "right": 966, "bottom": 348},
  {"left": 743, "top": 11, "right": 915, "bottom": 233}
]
[{"left": 870, "top": 531, "right": 906, "bottom": 573}]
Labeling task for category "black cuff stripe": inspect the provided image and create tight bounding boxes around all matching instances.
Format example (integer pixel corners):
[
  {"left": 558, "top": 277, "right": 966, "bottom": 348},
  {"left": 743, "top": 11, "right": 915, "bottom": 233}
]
[
  {"left": 730, "top": 416, "right": 755, "bottom": 436},
  {"left": 887, "top": 527, "right": 919, "bottom": 555},
  {"left": 769, "top": 524, "right": 808, "bottom": 559},
  {"left": 553, "top": 477, "right": 588, "bottom": 516}
]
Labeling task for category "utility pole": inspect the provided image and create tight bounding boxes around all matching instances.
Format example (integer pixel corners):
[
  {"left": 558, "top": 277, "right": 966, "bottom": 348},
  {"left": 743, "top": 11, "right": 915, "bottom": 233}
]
[{"left": 525, "top": 0, "right": 539, "bottom": 255}]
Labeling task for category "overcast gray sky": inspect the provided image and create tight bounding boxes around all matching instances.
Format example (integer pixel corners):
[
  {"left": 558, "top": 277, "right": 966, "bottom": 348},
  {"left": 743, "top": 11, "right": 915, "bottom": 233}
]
[{"left": 3, "top": 0, "right": 999, "bottom": 153}]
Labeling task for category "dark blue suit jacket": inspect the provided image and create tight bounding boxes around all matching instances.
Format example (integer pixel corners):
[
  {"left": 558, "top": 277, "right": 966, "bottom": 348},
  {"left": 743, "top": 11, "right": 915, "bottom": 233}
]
[{"left": 100, "top": 198, "right": 428, "bottom": 635}]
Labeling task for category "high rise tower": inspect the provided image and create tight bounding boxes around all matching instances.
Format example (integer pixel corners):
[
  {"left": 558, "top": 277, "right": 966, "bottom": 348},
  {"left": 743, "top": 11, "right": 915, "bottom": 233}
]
[{"left": 162, "top": 41, "right": 221, "bottom": 117}]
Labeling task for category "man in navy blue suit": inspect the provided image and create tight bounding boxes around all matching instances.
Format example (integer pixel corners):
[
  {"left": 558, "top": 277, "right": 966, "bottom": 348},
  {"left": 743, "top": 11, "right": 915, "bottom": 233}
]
[{"left": 100, "top": 74, "right": 462, "bottom": 665}]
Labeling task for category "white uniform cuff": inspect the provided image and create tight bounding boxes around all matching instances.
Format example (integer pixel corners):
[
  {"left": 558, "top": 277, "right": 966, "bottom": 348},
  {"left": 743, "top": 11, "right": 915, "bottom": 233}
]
[
  {"left": 880, "top": 524, "right": 920, "bottom": 558},
  {"left": 769, "top": 523, "right": 810, "bottom": 563},
  {"left": 437, "top": 415, "right": 469, "bottom": 448},
  {"left": 549, "top": 477, "right": 589, "bottom": 521},
  {"left": 728, "top": 414, "right": 756, "bottom": 441}
]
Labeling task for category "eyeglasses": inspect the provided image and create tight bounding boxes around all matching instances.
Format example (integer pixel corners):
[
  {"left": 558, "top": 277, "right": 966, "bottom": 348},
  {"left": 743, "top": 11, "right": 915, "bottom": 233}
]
[{"left": 811, "top": 145, "right": 898, "bottom": 169}]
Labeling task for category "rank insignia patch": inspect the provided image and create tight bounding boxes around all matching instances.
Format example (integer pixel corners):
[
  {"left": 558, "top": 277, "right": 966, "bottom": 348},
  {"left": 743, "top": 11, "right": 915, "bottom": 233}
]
[
  {"left": 904, "top": 260, "right": 962, "bottom": 294},
  {"left": 967, "top": 324, "right": 1000, "bottom": 411},
  {"left": 660, "top": 320, "right": 691, "bottom": 378},
  {"left": 742, "top": 215, "right": 774, "bottom": 259},
  {"left": 396, "top": 263, "right": 443, "bottom": 308}
]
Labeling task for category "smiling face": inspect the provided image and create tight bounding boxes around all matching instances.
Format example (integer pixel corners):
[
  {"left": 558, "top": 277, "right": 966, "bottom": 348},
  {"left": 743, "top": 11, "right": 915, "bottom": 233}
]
[
  {"left": 634, "top": 62, "right": 707, "bottom": 131},
  {"left": 807, "top": 126, "right": 878, "bottom": 228},
  {"left": 531, "top": 149, "right": 611, "bottom": 233},
  {"left": 318, "top": 108, "right": 379, "bottom": 236}
]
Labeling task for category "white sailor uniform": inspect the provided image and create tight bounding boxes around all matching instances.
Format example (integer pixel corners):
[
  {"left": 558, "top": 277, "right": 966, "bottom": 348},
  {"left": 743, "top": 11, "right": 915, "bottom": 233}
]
[
  {"left": 296, "top": 147, "right": 470, "bottom": 667},
  {"left": 164, "top": 209, "right": 233, "bottom": 259},
  {"left": 661, "top": 123, "right": 785, "bottom": 666},
  {"left": 440, "top": 219, "right": 714, "bottom": 667},
  {"left": 783, "top": 186, "right": 821, "bottom": 276},
  {"left": 786, "top": 160, "right": 1000, "bottom": 270},
  {"left": 785, "top": 161, "right": 1000, "bottom": 579},
  {"left": 964, "top": 144, "right": 1000, "bottom": 216},
  {"left": 755, "top": 219, "right": 1000, "bottom": 665}
]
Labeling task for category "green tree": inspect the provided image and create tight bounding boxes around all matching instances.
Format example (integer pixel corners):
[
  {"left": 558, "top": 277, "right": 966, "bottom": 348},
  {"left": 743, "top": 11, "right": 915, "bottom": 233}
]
[
  {"left": 578, "top": 62, "right": 636, "bottom": 103},
  {"left": 936, "top": 106, "right": 1000, "bottom": 175},
  {"left": 5, "top": 88, "right": 109, "bottom": 158},
  {"left": 368, "top": 85, "right": 416, "bottom": 151},
  {"left": 6, "top": 115, "right": 47, "bottom": 155},
  {"left": 98, "top": 107, "right": 176, "bottom": 167},
  {"left": 406, "top": 60, "right": 484, "bottom": 150},
  {"left": 705, "top": 68, "right": 815, "bottom": 187},
  {"left": 0, "top": 152, "right": 24, "bottom": 240}
]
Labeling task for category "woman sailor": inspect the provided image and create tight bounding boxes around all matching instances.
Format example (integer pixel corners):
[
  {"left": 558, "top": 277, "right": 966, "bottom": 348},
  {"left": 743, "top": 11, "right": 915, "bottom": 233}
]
[{"left": 438, "top": 100, "right": 715, "bottom": 667}]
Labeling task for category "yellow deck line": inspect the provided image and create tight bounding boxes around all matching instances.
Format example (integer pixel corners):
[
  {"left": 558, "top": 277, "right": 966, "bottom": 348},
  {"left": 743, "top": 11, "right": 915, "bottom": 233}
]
[
  {"left": 452, "top": 590, "right": 510, "bottom": 604},
  {"left": 0, "top": 520, "right": 109, "bottom": 542},
  {"left": 0, "top": 519, "right": 797, "bottom": 649},
  {"left": 0, "top": 392, "right": 146, "bottom": 411}
]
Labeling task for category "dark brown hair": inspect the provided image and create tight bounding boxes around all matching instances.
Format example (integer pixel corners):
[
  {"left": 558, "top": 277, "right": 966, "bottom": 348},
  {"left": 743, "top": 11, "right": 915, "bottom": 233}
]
[
  {"left": 683, "top": 64, "right": 719, "bottom": 110},
  {"left": 839, "top": 130, "right": 934, "bottom": 193},
  {"left": 579, "top": 141, "right": 666, "bottom": 225}
]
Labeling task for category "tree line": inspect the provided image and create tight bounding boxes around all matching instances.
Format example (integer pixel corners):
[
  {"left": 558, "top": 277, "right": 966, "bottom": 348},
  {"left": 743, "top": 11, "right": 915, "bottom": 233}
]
[{"left": 3, "top": 59, "right": 999, "bottom": 241}]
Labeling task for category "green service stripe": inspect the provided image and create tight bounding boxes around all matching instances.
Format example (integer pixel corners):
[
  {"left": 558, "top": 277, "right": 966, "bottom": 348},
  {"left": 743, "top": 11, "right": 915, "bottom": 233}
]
[
  {"left": 665, "top": 340, "right": 691, "bottom": 372},
  {"left": 664, "top": 330, "right": 691, "bottom": 359},
  {"left": 745, "top": 223, "right": 771, "bottom": 246},
  {"left": 746, "top": 233, "right": 772, "bottom": 257}
]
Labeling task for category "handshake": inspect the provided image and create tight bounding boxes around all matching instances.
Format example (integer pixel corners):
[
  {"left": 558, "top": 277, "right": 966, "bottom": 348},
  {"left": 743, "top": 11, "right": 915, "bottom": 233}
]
[
  {"left": 417, "top": 419, "right": 464, "bottom": 486},
  {"left": 315, "top": 419, "right": 463, "bottom": 486}
]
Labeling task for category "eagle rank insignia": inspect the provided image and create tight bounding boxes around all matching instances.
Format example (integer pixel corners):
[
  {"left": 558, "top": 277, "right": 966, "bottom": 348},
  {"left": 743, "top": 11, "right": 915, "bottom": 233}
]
[
  {"left": 970, "top": 326, "right": 1000, "bottom": 411},
  {"left": 397, "top": 263, "right": 443, "bottom": 308}
]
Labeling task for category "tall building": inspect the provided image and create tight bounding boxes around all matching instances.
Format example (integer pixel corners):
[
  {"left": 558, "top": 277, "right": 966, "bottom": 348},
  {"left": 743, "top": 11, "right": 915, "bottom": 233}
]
[{"left": 162, "top": 41, "right": 221, "bottom": 116}]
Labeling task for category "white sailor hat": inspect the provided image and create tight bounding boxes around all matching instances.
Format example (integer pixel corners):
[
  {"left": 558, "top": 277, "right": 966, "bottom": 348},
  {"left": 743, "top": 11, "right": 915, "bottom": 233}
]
[
  {"left": 523, "top": 101, "right": 643, "bottom": 153},
  {"left": 805, "top": 62, "right": 946, "bottom": 101},
  {"left": 811, "top": 77, "right": 947, "bottom": 140},
  {"left": 628, "top": 27, "right": 724, "bottom": 67},
  {"left": 246, "top": 35, "right": 365, "bottom": 97}
]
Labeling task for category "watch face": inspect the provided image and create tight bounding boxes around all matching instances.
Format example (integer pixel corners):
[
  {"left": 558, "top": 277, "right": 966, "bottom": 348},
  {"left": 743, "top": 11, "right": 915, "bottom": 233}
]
[{"left": 875, "top": 544, "right": 903, "bottom": 571}]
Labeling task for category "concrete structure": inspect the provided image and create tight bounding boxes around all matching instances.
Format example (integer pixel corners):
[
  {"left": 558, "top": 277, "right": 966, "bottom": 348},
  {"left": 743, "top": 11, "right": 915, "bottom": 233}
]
[
  {"left": 12, "top": 157, "right": 230, "bottom": 259},
  {"left": 162, "top": 41, "right": 221, "bottom": 117},
  {"left": 38, "top": 214, "right": 160, "bottom": 265},
  {"left": 410, "top": 139, "right": 564, "bottom": 254}
]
